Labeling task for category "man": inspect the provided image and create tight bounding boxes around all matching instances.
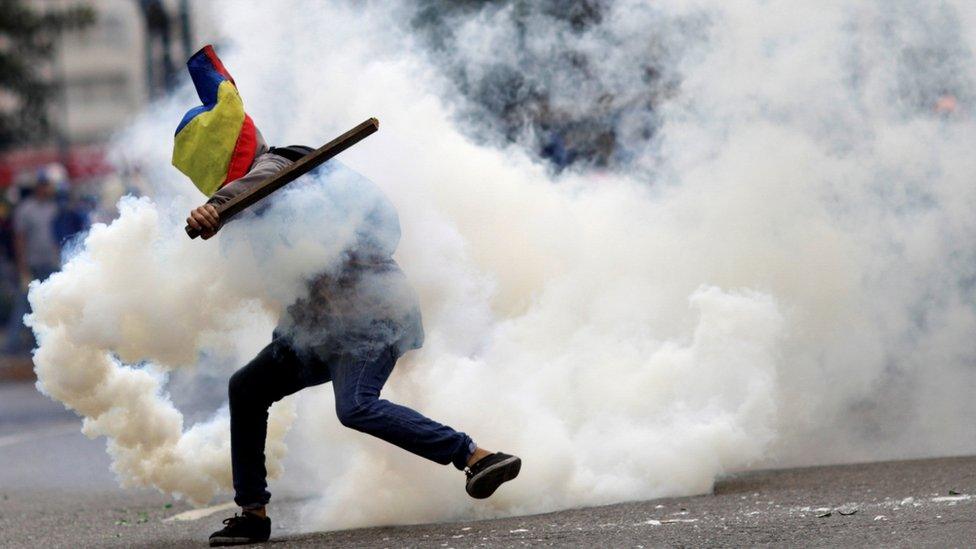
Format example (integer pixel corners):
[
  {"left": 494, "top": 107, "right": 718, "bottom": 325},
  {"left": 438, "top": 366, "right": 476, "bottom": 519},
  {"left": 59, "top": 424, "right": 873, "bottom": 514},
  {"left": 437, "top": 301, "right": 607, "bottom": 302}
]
[
  {"left": 4, "top": 172, "right": 61, "bottom": 353},
  {"left": 52, "top": 186, "right": 90, "bottom": 246},
  {"left": 175, "top": 46, "right": 521, "bottom": 546}
]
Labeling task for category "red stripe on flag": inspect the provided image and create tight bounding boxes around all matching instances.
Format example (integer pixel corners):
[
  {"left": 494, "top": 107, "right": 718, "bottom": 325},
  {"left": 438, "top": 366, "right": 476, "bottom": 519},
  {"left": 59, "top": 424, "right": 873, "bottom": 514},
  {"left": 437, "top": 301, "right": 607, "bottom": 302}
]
[
  {"left": 203, "top": 45, "right": 236, "bottom": 86},
  {"left": 221, "top": 114, "right": 257, "bottom": 187}
]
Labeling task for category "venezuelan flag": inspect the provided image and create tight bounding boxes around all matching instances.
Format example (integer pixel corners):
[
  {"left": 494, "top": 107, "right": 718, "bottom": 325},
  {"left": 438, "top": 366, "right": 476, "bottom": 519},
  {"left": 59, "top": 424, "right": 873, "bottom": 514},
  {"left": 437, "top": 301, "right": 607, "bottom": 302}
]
[{"left": 172, "top": 45, "right": 258, "bottom": 197}]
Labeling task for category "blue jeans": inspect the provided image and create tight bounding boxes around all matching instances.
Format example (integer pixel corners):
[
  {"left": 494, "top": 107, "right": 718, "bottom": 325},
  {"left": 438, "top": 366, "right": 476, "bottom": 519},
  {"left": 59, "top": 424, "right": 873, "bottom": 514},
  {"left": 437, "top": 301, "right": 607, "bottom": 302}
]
[{"left": 229, "top": 335, "right": 474, "bottom": 508}]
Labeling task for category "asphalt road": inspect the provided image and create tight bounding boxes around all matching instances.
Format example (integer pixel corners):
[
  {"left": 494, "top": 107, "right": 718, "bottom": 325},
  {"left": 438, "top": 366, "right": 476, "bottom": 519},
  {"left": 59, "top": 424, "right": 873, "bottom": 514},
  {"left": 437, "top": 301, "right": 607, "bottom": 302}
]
[{"left": 1, "top": 379, "right": 974, "bottom": 547}]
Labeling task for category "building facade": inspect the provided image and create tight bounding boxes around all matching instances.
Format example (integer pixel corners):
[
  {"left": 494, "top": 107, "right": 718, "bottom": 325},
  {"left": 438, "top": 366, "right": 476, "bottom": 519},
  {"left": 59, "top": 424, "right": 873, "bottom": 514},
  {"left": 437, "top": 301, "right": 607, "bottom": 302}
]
[{"left": 0, "top": 0, "right": 215, "bottom": 185}]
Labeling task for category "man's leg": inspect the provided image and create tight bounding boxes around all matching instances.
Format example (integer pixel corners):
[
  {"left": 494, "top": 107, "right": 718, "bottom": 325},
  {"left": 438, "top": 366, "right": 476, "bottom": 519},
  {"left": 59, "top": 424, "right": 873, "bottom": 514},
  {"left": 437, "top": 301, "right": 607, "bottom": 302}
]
[
  {"left": 228, "top": 337, "right": 330, "bottom": 509},
  {"left": 212, "top": 337, "right": 331, "bottom": 546},
  {"left": 329, "top": 346, "right": 521, "bottom": 498},
  {"left": 2, "top": 289, "right": 29, "bottom": 353},
  {"left": 3, "top": 266, "right": 55, "bottom": 354},
  {"left": 329, "top": 347, "right": 476, "bottom": 470}
]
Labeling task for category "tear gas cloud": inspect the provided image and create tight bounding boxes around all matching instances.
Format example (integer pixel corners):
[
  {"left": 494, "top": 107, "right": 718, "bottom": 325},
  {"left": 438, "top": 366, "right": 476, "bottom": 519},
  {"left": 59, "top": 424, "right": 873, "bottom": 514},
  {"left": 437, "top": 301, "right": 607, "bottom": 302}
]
[{"left": 28, "top": 0, "right": 976, "bottom": 530}]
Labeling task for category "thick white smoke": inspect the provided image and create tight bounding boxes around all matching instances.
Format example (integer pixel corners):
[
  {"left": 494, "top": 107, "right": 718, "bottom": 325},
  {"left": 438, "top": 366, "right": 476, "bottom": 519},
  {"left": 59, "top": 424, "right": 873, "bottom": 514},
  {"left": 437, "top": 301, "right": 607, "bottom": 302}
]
[
  {"left": 28, "top": 0, "right": 976, "bottom": 532},
  {"left": 26, "top": 193, "right": 298, "bottom": 505}
]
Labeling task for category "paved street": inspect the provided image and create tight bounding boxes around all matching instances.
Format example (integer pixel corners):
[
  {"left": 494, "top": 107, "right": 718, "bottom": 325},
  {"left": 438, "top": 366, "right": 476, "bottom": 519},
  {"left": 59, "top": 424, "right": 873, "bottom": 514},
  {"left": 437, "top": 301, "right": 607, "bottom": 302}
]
[{"left": 1, "top": 380, "right": 974, "bottom": 547}]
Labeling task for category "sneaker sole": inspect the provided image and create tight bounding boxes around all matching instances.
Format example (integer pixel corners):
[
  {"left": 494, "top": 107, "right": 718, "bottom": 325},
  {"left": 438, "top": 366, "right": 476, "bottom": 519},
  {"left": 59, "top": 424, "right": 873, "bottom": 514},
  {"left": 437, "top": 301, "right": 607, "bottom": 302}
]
[
  {"left": 210, "top": 535, "right": 269, "bottom": 547},
  {"left": 466, "top": 456, "right": 522, "bottom": 499}
]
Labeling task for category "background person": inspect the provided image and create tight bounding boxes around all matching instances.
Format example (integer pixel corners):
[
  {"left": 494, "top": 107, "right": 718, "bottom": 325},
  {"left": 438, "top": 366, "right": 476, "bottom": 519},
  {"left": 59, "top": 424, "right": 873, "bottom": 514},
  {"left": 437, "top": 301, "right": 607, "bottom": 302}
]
[{"left": 4, "top": 169, "right": 62, "bottom": 354}]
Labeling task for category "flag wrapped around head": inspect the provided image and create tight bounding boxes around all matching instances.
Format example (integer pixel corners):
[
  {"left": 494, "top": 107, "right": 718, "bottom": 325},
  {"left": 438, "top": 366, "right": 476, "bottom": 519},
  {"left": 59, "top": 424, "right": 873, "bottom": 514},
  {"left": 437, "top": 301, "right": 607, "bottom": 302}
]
[{"left": 172, "top": 45, "right": 259, "bottom": 197}]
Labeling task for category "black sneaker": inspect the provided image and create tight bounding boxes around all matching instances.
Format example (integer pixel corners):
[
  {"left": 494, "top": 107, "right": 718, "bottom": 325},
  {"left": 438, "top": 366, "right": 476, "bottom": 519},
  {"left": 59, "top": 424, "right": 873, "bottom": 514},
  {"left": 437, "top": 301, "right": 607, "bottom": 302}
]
[
  {"left": 209, "top": 512, "right": 271, "bottom": 546},
  {"left": 465, "top": 452, "right": 521, "bottom": 499}
]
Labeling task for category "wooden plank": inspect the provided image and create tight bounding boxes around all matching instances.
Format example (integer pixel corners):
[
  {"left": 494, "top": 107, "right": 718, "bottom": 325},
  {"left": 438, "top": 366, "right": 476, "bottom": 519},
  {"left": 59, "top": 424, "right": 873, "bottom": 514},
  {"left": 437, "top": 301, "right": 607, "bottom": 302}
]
[{"left": 186, "top": 117, "right": 379, "bottom": 239}]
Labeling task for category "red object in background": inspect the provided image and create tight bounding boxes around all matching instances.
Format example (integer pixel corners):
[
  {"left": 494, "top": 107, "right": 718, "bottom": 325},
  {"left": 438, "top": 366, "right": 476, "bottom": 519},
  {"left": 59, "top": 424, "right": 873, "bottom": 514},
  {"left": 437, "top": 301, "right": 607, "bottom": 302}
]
[
  {"left": 934, "top": 94, "right": 959, "bottom": 114},
  {"left": 0, "top": 145, "right": 114, "bottom": 186}
]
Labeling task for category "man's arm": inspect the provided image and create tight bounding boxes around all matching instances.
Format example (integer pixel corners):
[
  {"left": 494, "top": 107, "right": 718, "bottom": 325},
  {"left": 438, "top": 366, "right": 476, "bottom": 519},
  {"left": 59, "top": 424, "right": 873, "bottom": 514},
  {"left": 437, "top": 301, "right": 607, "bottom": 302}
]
[
  {"left": 185, "top": 204, "right": 221, "bottom": 240},
  {"left": 186, "top": 153, "right": 292, "bottom": 240},
  {"left": 207, "top": 154, "right": 291, "bottom": 208},
  {"left": 185, "top": 119, "right": 379, "bottom": 240}
]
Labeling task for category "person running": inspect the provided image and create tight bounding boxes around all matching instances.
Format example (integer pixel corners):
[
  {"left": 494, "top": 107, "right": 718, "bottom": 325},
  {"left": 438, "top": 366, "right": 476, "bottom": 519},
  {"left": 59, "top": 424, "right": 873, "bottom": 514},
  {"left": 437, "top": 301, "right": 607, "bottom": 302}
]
[{"left": 174, "top": 46, "right": 520, "bottom": 547}]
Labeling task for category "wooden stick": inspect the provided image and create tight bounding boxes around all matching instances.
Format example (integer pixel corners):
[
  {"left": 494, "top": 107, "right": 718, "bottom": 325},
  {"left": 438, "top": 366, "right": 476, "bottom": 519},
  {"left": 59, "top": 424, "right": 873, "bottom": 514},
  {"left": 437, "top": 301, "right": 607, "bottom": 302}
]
[{"left": 186, "top": 117, "right": 379, "bottom": 239}]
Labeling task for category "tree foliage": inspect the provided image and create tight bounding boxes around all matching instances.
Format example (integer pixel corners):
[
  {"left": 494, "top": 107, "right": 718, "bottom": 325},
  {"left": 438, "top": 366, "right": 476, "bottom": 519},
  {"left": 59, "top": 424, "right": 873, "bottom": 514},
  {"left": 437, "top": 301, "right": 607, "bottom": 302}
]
[{"left": 0, "top": 0, "right": 95, "bottom": 150}]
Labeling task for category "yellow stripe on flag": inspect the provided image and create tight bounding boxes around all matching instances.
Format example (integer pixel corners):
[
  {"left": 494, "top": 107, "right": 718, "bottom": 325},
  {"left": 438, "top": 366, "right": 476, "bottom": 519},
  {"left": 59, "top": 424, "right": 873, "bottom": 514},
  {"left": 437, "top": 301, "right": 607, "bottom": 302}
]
[{"left": 172, "top": 80, "right": 246, "bottom": 197}]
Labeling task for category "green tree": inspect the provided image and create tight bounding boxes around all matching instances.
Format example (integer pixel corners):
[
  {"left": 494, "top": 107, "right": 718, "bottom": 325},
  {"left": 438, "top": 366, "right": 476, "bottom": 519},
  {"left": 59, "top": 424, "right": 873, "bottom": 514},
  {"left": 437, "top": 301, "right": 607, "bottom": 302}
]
[{"left": 0, "top": 0, "right": 95, "bottom": 150}]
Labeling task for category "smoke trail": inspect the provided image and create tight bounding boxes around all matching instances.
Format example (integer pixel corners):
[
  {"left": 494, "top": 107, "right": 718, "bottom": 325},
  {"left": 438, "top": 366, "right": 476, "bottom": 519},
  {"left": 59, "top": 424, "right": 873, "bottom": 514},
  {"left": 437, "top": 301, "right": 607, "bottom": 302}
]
[
  {"left": 28, "top": 0, "right": 976, "bottom": 532},
  {"left": 28, "top": 147, "right": 404, "bottom": 503},
  {"left": 27, "top": 196, "right": 294, "bottom": 504}
]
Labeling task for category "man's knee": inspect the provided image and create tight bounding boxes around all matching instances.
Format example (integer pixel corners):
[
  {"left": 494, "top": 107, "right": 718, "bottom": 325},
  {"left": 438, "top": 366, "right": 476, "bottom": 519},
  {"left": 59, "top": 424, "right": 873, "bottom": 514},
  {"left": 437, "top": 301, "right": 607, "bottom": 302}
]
[
  {"left": 228, "top": 368, "right": 263, "bottom": 406},
  {"left": 335, "top": 398, "right": 376, "bottom": 431}
]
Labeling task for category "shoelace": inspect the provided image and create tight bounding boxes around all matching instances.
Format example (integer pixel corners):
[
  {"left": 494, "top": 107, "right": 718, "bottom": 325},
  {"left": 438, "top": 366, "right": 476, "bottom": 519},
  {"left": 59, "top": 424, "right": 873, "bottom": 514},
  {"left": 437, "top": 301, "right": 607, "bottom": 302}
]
[
  {"left": 466, "top": 453, "right": 503, "bottom": 479},
  {"left": 222, "top": 515, "right": 243, "bottom": 527},
  {"left": 466, "top": 461, "right": 490, "bottom": 479}
]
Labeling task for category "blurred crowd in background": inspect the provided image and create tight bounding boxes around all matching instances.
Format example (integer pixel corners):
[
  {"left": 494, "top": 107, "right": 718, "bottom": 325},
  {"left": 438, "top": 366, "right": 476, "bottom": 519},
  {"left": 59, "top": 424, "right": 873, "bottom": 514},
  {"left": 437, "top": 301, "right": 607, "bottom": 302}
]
[
  {"left": 0, "top": 161, "right": 154, "bottom": 356},
  {"left": 0, "top": 0, "right": 214, "bottom": 367}
]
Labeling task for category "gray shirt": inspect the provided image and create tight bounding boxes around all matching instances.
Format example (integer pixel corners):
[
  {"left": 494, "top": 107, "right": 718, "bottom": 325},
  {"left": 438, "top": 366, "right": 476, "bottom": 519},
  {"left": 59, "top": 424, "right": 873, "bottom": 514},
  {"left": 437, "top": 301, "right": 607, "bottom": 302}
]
[
  {"left": 14, "top": 197, "right": 60, "bottom": 270},
  {"left": 209, "top": 149, "right": 424, "bottom": 358}
]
